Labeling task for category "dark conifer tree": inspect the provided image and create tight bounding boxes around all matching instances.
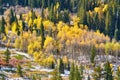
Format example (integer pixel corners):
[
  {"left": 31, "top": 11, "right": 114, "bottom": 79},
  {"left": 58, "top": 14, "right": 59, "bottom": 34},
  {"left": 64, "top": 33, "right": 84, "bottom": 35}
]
[
  {"left": 59, "top": 58, "right": 64, "bottom": 74},
  {"left": 4, "top": 48, "right": 11, "bottom": 64},
  {"left": 40, "top": 21, "right": 45, "bottom": 49},
  {"left": 104, "top": 61, "right": 113, "bottom": 80},
  {"left": 90, "top": 46, "right": 96, "bottom": 64},
  {"left": 9, "top": 9, "right": 15, "bottom": 25},
  {"left": 77, "top": 0, "right": 87, "bottom": 25},
  {"left": 17, "top": 64, "right": 23, "bottom": 77},
  {"left": 0, "top": 16, "right": 6, "bottom": 34},
  {"left": 69, "top": 62, "right": 75, "bottom": 80}
]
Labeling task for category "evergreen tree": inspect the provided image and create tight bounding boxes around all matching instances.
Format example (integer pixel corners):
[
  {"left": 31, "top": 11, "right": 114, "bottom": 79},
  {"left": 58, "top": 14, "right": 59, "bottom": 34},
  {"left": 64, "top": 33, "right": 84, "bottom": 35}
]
[
  {"left": 9, "top": 9, "right": 15, "bottom": 25},
  {"left": 17, "top": 64, "right": 23, "bottom": 77},
  {"left": 48, "top": 3, "right": 56, "bottom": 23},
  {"left": 69, "top": 62, "right": 75, "bottom": 80},
  {"left": 50, "top": 67, "right": 62, "bottom": 80},
  {"left": 77, "top": 0, "right": 87, "bottom": 25},
  {"left": 114, "top": 28, "right": 118, "bottom": 40},
  {"left": 68, "top": 64, "right": 83, "bottom": 80},
  {"left": 32, "top": 75, "right": 41, "bottom": 80},
  {"left": 40, "top": 21, "right": 45, "bottom": 49},
  {"left": 115, "top": 67, "right": 120, "bottom": 80},
  {"left": 19, "top": 13, "right": 23, "bottom": 20},
  {"left": 0, "top": 16, "right": 5, "bottom": 34},
  {"left": 2, "top": 76, "right": 5, "bottom": 80},
  {"left": 93, "top": 13, "right": 99, "bottom": 30},
  {"left": 92, "top": 65, "right": 102, "bottom": 80},
  {"left": 0, "top": 0, "right": 3, "bottom": 14},
  {"left": 104, "top": 61, "right": 113, "bottom": 80},
  {"left": 88, "top": 75, "right": 91, "bottom": 80},
  {"left": 22, "top": 21, "right": 27, "bottom": 31},
  {"left": 67, "top": 62, "right": 70, "bottom": 71},
  {"left": 59, "top": 58, "right": 64, "bottom": 74},
  {"left": 51, "top": 61, "right": 55, "bottom": 69},
  {"left": 31, "top": 9, "right": 37, "bottom": 20},
  {"left": 0, "top": 0, "right": 2, "bottom": 6},
  {"left": 57, "top": 71, "right": 62, "bottom": 80},
  {"left": 14, "top": 14, "right": 20, "bottom": 36},
  {"left": 24, "top": 0, "right": 28, "bottom": 6},
  {"left": 90, "top": 46, "right": 96, "bottom": 64},
  {"left": 32, "top": 75, "right": 36, "bottom": 80},
  {"left": 58, "top": 9, "right": 69, "bottom": 23},
  {"left": 105, "top": 10, "right": 111, "bottom": 35},
  {"left": 4, "top": 48, "right": 11, "bottom": 64},
  {"left": 79, "top": 64, "right": 83, "bottom": 80},
  {"left": 63, "top": 10, "right": 70, "bottom": 23},
  {"left": 75, "top": 65, "right": 81, "bottom": 80}
]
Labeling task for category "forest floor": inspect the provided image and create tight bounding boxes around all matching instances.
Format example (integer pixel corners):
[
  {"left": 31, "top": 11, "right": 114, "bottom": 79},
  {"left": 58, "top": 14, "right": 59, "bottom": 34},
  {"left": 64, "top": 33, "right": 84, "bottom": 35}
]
[
  {"left": 0, "top": 47, "right": 71, "bottom": 80},
  {"left": 0, "top": 47, "right": 119, "bottom": 80}
]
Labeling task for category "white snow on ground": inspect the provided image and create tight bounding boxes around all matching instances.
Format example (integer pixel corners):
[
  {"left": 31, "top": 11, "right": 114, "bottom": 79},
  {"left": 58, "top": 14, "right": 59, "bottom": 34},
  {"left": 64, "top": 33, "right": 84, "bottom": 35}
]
[
  {"left": 32, "top": 65, "right": 42, "bottom": 70},
  {"left": 0, "top": 47, "right": 7, "bottom": 51},
  {"left": 64, "top": 70, "right": 70, "bottom": 75},
  {"left": 30, "top": 65, "right": 54, "bottom": 72},
  {"left": 61, "top": 70, "right": 70, "bottom": 76},
  {"left": 15, "top": 52, "right": 33, "bottom": 60},
  {"left": 30, "top": 65, "right": 70, "bottom": 76},
  {"left": 0, "top": 67, "right": 16, "bottom": 71},
  {"left": 8, "top": 77, "right": 29, "bottom": 80},
  {"left": 0, "top": 47, "right": 33, "bottom": 61},
  {"left": 40, "top": 69, "right": 53, "bottom": 72},
  {"left": 30, "top": 65, "right": 70, "bottom": 77},
  {"left": 0, "top": 47, "right": 16, "bottom": 51}
]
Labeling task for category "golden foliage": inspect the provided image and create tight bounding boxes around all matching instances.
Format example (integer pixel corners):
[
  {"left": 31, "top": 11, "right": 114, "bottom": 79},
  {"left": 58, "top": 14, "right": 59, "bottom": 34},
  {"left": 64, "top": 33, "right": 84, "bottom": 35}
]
[{"left": 44, "top": 36, "right": 56, "bottom": 53}]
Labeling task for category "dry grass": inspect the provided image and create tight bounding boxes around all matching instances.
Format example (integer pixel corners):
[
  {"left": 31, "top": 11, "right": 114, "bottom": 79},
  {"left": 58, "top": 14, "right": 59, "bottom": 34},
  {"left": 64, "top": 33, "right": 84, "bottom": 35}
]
[
  {"left": 0, "top": 50, "right": 4, "bottom": 54},
  {"left": 41, "top": 76, "right": 69, "bottom": 80}
]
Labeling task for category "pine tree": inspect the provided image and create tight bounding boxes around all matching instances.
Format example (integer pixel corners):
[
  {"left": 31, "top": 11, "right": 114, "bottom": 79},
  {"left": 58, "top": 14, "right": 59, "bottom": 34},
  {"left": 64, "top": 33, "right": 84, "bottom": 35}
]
[
  {"left": 0, "top": 16, "right": 6, "bottom": 35},
  {"left": 104, "top": 61, "right": 113, "bottom": 80},
  {"left": 92, "top": 65, "right": 102, "bottom": 80},
  {"left": 40, "top": 21, "right": 45, "bottom": 49},
  {"left": 4, "top": 48, "right": 11, "bottom": 64},
  {"left": 0, "top": 0, "right": 3, "bottom": 11},
  {"left": 14, "top": 14, "right": 20, "bottom": 36},
  {"left": 24, "top": 0, "right": 28, "bottom": 6},
  {"left": 67, "top": 62, "right": 70, "bottom": 71},
  {"left": 19, "top": 13, "right": 22, "bottom": 20},
  {"left": 42, "top": 0, "right": 44, "bottom": 8},
  {"left": 88, "top": 75, "right": 91, "bottom": 80},
  {"left": 31, "top": 9, "right": 37, "bottom": 20},
  {"left": 49, "top": 4, "right": 55, "bottom": 22},
  {"left": 32, "top": 75, "right": 36, "bottom": 80},
  {"left": 57, "top": 71, "right": 62, "bottom": 80},
  {"left": 59, "top": 58, "right": 64, "bottom": 74},
  {"left": 69, "top": 62, "right": 75, "bottom": 80},
  {"left": 114, "top": 28, "right": 118, "bottom": 40},
  {"left": 2, "top": 76, "right": 5, "bottom": 80},
  {"left": 105, "top": 10, "right": 111, "bottom": 35},
  {"left": 75, "top": 65, "right": 81, "bottom": 80},
  {"left": 0, "top": 0, "right": 2, "bottom": 6},
  {"left": 48, "top": 0, "right": 51, "bottom": 10},
  {"left": 31, "top": 75, "right": 41, "bottom": 80},
  {"left": 51, "top": 61, "right": 55, "bottom": 69},
  {"left": 17, "top": 64, "right": 23, "bottom": 77},
  {"left": 9, "top": 9, "right": 15, "bottom": 25},
  {"left": 22, "top": 21, "right": 27, "bottom": 31},
  {"left": 63, "top": 10, "right": 70, "bottom": 23},
  {"left": 77, "top": 0, "right": 87, "bottom": 25},
  {"left": 50, "top": 67, "right": 62, "bottom": 80},
  {"left": 115, "top": 67, "right": 120, "bottom": 80},
  {"left": 79, "top": 64, "right": 83, "bottom": 80},
  {"left": 90, "top": 46, "right": 96, "bottom": 64}
]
